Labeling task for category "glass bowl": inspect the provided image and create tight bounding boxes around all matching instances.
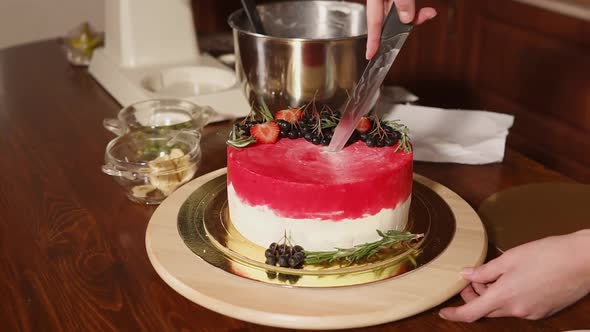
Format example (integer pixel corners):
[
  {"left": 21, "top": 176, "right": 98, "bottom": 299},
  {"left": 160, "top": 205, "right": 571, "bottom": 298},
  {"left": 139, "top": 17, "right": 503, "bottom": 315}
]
[
  {"left": 103, "top": 99, "right": 214, "bottom": 136},
  {"left": 102, "top": 130, "right": 201, "bottom": 204}
]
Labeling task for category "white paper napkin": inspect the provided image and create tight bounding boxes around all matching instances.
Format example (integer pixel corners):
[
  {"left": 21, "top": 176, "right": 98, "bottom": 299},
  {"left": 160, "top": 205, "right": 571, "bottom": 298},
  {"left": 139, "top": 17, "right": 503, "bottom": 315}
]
[{"left": 378, "top": 101, "right": 515, "bottom": 164}]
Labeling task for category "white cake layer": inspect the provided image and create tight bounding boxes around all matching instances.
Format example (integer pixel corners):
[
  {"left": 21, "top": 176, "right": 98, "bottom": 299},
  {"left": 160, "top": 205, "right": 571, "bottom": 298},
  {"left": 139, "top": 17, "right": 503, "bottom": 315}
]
[{"left": 228, "top": 184, "right": 411, "bottom": 251}]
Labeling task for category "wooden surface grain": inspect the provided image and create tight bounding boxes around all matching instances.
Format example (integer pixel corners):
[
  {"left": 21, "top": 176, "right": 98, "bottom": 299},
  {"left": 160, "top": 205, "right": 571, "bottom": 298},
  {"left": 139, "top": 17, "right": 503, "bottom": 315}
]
[{"left": 0, "top": 39, "right": 588, "bottom": 331}]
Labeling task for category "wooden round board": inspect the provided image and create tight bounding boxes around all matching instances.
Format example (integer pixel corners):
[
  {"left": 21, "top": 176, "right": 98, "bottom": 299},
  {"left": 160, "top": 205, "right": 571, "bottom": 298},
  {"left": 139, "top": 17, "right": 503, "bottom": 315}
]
[{"left": 146, "top": 168, "right": 487, "bottom": 330}]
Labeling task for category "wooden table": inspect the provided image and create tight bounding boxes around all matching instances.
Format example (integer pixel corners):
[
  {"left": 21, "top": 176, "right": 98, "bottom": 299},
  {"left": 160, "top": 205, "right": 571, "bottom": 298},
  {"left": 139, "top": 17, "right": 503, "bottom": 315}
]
[{"left": 0, "top": 39, "right": 588, "bottom": 331}]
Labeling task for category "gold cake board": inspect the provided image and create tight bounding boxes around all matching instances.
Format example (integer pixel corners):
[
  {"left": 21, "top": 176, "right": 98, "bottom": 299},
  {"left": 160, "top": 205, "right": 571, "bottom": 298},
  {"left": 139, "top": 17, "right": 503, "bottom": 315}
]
[{"left": 146, "top": 168, "right": 487, "bottom": 329}]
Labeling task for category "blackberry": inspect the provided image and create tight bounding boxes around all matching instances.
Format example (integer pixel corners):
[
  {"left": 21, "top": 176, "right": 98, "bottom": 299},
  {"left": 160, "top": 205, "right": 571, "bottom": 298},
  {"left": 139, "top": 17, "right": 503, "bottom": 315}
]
[
  {"left": 265, "top": 256, "right": 277, "bottom": 266},
  {"left": 304, "top": 132, "right": 313, "bottom": 142},
  {"left": 234, "top": 123, "right": 249, "bottom": 136},
  {"left": 276, "top": 120, "right": 290, "bottom": 130},
  {"left": 347, "top": 131, "right": 360, "bottom": 145},
  {"left": 278, "top": 255, "right": 290, "bottom": 267},
  {"left": 266, "top": 241, "right": 305, "bottom": 270},
  {"left": 385, "top": 136, "right": 397, "bottom": 146},
  {"left": 311, "top": 136, "right": 321, "bottom": 145},
  {"left": 293, "top": 251, "right": 305, "bottom": 261},
  {"left": 278, "top": 244, "right": 291, "bottom": 255},
  {"left": 288, "top": 255, "right": 305, "bottom": 268},
  {"left": 288, "top": 256, "right": 297, "bottom": 268},
  {"left": 360, "top": 133, "right": 368, "bottom": 142},
  {"left": 366, "top": 137, "right": 376, "bottom": 147},
  {"left": 321, "top": 137, "right": 331, "bottom": 146},
  {"left": 280, "top": 129, "right": 289, "bottom": 138},
  {"left": 288, "top": 130, "right": 299, "bottom": 139}
]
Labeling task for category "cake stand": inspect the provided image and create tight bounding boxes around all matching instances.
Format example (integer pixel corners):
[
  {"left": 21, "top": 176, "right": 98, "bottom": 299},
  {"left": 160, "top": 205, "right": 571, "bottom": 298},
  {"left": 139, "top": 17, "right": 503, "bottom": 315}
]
[{"left": 145, "top": 168, "right": 487, "bottom": 329}]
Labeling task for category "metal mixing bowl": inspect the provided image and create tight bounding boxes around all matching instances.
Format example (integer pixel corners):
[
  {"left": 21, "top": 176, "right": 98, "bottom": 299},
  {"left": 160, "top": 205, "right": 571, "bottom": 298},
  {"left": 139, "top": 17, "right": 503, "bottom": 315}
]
[{"left": 228, "top": 1, "right": 368, "bottom": 112}]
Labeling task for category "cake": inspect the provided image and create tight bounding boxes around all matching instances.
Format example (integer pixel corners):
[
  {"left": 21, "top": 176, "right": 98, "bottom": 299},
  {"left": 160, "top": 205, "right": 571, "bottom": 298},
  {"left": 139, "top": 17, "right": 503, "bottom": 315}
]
[{"left": 227, "top": 135, "right": 413, "bottom": 251}]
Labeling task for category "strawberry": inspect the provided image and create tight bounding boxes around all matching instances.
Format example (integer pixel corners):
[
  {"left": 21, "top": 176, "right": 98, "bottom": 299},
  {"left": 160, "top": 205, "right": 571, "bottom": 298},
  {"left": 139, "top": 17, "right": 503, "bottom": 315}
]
[
  {"left": 250, "top": 122, "right": 280, "bottom": 144},
  {"left": 356, "top": 117, "right": 372, "bottom": 134},
  {"left": 274, "top": 108, "right": 303, "bottom": 123}
]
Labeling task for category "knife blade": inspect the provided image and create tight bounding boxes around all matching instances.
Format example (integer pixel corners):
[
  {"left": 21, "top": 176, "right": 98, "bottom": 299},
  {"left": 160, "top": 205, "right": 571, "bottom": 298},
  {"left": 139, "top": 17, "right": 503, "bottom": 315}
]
[{"left": 328, "top": 7, "right": 412, "bottom": 152}]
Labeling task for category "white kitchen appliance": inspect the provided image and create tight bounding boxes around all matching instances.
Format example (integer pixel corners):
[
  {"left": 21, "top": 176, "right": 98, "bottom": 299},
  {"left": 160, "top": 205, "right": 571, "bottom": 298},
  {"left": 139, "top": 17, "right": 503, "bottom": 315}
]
[{"left": 89, "top": 0, "right": 250, "bottom": 122}]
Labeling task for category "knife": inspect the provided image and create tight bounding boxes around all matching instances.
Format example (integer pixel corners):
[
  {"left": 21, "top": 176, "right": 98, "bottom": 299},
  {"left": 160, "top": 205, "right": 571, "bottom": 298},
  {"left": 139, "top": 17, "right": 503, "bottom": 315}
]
[
  {"left": 328, "top": 6, "right": 412, "bottom": 152},
  {"left": 241, "top": 0, "right": 266, "bottom": 35}
]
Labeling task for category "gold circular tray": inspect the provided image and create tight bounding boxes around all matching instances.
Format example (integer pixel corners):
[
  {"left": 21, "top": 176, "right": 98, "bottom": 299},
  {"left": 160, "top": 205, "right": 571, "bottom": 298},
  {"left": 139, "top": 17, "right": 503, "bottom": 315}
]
[
  {"left": 177, "top": 173, "right": 456, "bottom": 287},
  {"left": 146, "top": 168, "right": 487, "bottom": 329},
  {"left": 479, "top": 182, "right": 590, "bottom": 252}
]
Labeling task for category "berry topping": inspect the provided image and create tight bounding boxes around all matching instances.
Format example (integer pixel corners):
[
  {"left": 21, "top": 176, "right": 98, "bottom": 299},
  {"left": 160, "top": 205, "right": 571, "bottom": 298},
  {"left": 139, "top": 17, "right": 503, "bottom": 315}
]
[
  {"left": 278, "top": 255, "right": 290, "bottom": 267},
  {"left": 276, "top": 120, "right": 290, "bottom": 130},
  {"left": 227, "top": 99, "right": 412, "bottom": 151},
  {"left": 265, "top": 256, "right": 277, "bottom": 266},
  {"left": 385, "top": 136, "right": 398, "bottom": 146},
  {"left": 264, "top": 237, "right": 306, "bottom": 270},
  {"left": 274, "top": 108, "right": 303, "bottom": 123},
  {"left": 356, "top": 117, "right": 373, "bottom": 134},
  {"left": 250, "top": 122, "right": 280, "bottom": 144}
]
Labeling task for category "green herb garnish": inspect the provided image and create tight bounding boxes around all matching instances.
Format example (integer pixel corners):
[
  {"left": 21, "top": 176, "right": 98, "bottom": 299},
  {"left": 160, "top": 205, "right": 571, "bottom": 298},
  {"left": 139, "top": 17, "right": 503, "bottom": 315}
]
[
  {"left": 384, "top": 119, "right": 412, "bottom": 153},
  {"left": 227, "top": 136, "right": 256, "bottom": 148},
  {"left": 304, "top": 230, "right": 423, "bottom": 266},
  {"left": 258, "top": 100, "right": 274, "bottom": 123}
]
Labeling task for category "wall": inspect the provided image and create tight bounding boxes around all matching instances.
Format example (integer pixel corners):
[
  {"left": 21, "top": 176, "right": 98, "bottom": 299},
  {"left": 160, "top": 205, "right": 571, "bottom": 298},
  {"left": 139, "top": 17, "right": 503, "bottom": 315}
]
[{"left": 0, "top": 0, "right": 104, "bottom": 49}]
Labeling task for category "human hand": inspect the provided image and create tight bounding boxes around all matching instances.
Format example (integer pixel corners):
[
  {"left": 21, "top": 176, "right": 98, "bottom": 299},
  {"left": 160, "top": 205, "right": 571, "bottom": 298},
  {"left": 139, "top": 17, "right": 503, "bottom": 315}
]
[
  {"left": 366, "top": 0, "right": 437, "bottom": 59},
  {"left": 439, "top": 229, "right": 590, "bottom": 322}
]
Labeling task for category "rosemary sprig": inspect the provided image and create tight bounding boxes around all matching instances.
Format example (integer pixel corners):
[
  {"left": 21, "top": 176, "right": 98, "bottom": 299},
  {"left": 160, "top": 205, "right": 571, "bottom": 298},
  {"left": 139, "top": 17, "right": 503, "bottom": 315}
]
[
  {"left": 385, "top": 119, "right": 412, "bottom": 153},
  {"left": 227, "top": 101, "right": 274, "bottom": 148},
  {"left": 258, "top": 100, "right": 274, "bottom": 122},
  {"left": 227, "top": 120, "right": 254, "bottom": 148},
  {"left": 319, "top": 107, "right": 340, "bottom": 129},
  {"left": 304, "top": 230, "right": 423, "bottom": 266},
  {"left": 227, "top": 136, "right": 256, "bottom": 148}
]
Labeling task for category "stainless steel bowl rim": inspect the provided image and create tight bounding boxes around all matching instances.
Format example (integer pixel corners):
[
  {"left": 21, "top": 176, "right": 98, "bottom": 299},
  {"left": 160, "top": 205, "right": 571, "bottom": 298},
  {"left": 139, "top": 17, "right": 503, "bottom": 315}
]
[{"left": 227, "top": 5, "right": 368, "bottom": 42}]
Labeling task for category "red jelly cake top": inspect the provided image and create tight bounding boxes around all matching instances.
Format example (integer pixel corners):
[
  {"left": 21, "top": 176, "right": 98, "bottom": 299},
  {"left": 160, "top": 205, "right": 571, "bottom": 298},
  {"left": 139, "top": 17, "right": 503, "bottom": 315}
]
[
  {"left": 228, "top": 139, "right": 412, "bottom": 184},
  {"left": 227, "top": 139, "right": 413, "bottom": 220}
]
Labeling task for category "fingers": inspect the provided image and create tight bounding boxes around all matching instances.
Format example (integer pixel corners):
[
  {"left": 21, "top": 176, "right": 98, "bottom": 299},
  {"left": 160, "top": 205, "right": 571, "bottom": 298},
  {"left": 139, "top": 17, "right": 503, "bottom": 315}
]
[
  {"left": 460, "top": 284, "right": 479, "bottom": 303},
  {"left": 486, "top": 308, "right": 510, "bottom": 318},
  {"left": 415, "top": 7, "right": 437, "bottom": 25},
  {"left": 441, "top": 258, "right": 508, "bottom": 322},
  {"left": 439, "top": 290, "right": 500, "bottom": 322},
  {"left": 472, "top": 282, "right": 488, "bottom": 296},
  {"left": 365, "top": 1, "right": 437, "bottom": 59},
  {"left": 384, "top": 0, "right": 395, "bottom": 15},
  {"left": 461, "top": 257, "right": 506, "bottom": 284},
  {"left": 366, "top": 0, "right": 384, "bottom": 59},
  {"left": 392, "top": 0, "right": 416, "bottom": 23}
]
